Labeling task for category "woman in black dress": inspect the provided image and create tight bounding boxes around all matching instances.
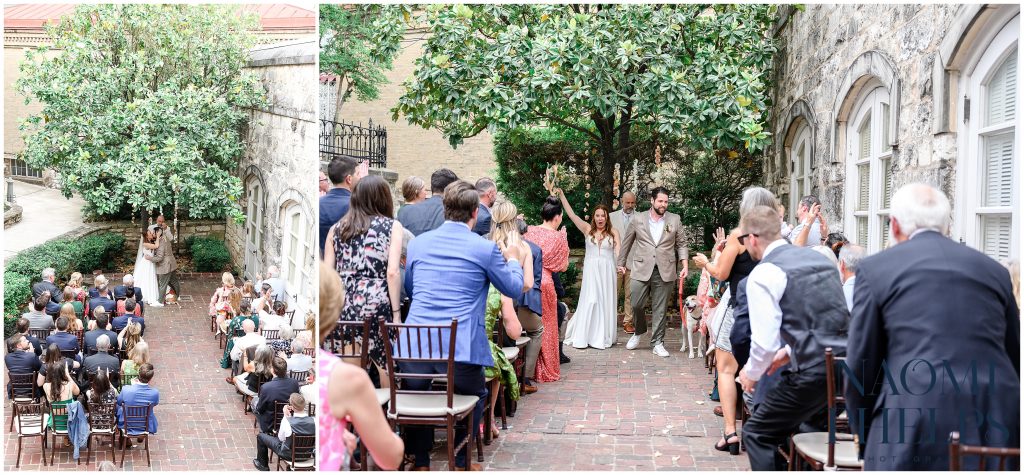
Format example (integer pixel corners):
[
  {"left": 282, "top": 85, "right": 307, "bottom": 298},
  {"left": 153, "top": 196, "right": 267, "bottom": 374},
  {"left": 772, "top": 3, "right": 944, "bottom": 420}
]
[{"left": 323, "top": 175, "right": 405, "bottom": 386}]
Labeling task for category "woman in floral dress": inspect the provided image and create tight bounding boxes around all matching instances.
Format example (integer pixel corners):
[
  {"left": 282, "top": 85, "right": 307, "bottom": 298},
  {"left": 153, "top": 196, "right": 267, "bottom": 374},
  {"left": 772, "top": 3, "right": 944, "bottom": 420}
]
[
  {"left": 323, "top": 175, "right": 405, "bottom": 385},
  {"left": 523, "top": 196, "right": 570, "bottom": 383}
]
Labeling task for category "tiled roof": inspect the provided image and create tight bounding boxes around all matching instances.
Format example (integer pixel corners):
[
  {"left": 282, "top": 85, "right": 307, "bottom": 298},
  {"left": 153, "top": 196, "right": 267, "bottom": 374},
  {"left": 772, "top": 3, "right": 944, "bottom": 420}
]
[{"left": 3, "top": 3, "right": 315, "bottom": 32}]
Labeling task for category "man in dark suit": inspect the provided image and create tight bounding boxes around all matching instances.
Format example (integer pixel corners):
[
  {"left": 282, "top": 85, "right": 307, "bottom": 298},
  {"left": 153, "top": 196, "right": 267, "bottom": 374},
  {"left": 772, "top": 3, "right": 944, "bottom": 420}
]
[
  {"left": 84, "top": 312, "right": 119, "bottom": 353},
  {"left": 471, "top": 177, "right": 497, "bottom": 236},
  {"left": 254, "top": 358, "right": 300, "bottom": 434},
  {"left": 514, "top": 219, "right": 545, "bottom": 393},
  {"left": 117, "top": 363, "right": 160, "bottom": 434},
  {"left": 319, "top": 156, "right": 361, "bottom": 257},
  {"left": 45, "top": 316, "right": 80, "bottom": 354},
  {"left": 31, "top": 268, "right": 62, "bottom": 305},
  {"left": 113, "top": 274, "right": 144, "bottom": 314},
  {"left": 112, "top": 301, "right": 145, "bottom": 334},
  {"left": 15, "top": 318, "right": 43, "bottom": 356},
  {"left": 5, "top": 334, "right": 43, "bottom": 398},
  {"left": 846, "top": 184, "right": 1020, "bottom": 470},
  {"left": 397, "top": 168, "right": 458, "bottom": 236},
  {"left": 88, "top": 283, "right": 117, "bottom": 320},
  {"left": 81, "top": 335, "right": 119, "bottom": 385},
  {"left": 736, "top": 206, "right": 849, "bottom": 470}
]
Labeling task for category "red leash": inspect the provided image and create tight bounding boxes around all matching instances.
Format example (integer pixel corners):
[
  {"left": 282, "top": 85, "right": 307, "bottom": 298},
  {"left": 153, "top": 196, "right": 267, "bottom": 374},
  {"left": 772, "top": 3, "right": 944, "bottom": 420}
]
[{"left": 678, "top": 276, "right": 686, "bottom": 331}]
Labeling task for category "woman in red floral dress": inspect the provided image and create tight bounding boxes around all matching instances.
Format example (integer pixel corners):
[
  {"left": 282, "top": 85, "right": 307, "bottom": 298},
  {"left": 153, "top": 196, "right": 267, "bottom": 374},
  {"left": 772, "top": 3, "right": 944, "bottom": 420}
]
[{"left": 524, "top": 196, "right": 570, "bottom": 383}]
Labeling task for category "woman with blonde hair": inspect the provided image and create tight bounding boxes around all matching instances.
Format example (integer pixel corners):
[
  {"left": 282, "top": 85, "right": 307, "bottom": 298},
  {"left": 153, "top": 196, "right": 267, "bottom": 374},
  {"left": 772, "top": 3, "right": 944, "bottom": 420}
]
[
  {"left": 118, "top": 321, "right": 144, "bottom": 356},
  {"left": 59, "top": 303, "right": 85, "bottom": 332},
  {"left": 121, "top": 340, "right": 149, "bottom": 384},
  {"left": 65, "top": 272, "right": 86, "bottom": 301},
  {"left": 210, "top": 272, "right": 236, "bottom": 334},
  {"left": 400, "top": 176, "right": 428, "bottom": 208}
]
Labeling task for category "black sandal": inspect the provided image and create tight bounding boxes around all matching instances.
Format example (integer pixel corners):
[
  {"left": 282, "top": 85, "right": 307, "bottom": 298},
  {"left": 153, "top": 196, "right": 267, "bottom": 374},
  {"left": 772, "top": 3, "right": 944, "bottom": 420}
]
[{"left": 714, "top": 431, "right": 740, "bottom": 455}]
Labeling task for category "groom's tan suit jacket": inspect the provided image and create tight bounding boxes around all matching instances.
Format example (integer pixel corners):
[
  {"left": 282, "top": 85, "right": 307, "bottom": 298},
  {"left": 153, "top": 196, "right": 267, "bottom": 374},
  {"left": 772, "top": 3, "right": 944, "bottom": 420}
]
[
  {"left": 616, "top": 211, "right": 688, "bottom": 282},
  {"left": 151, "top": 231, "right": 178, "bottom": 275}
]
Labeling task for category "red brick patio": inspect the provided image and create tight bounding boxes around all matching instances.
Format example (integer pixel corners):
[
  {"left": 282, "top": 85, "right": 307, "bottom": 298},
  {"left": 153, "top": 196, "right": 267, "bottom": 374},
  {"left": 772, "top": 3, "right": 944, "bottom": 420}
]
[{"left": 4, "top": 277, "right": 260, "bottom": 471}]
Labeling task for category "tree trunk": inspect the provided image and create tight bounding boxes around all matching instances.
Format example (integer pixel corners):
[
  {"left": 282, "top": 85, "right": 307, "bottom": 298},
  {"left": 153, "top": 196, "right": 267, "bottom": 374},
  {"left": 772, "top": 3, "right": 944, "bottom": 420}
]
[{"left": 333, "top": 76, "right": 351, "bottom": 121}]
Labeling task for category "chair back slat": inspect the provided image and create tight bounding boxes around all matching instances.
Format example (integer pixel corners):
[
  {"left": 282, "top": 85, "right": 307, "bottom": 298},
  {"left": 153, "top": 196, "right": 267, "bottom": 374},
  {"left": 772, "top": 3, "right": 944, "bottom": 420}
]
[
  {"left": 288, "top": 434, "right": 316, "bottom": 465},
  {"left": 9, "top": 372, "right": 37, "bottom": 400},
  {"left": 87, "top": 402, "right": 117, "bottom": 431},
  {"left": 121, "top": 403, "right": 152, "bottom": 434},
  {"left": 15, "top": 401, "right": 46, "bottom": 433},
  {"left": 949, "top": 431, "right": 1021, "bottom": 471},
  {"left": 288, "top": 370, "right": 309, "bottom": 385},
  {"left": 271, "top": 401, "right": 289, "bottom": 434},
  {"left": 28, "top": 329, "right": 51, "bottom": 341},
  {"left": 329, "top": 319, "right": 371, "bottom": 370},
  {"left": 49, "top": 400, "right": 71, "bottom": 431},
  {"left": 261, "top": 329, "right": 280, "bottom": 340},
  {"left": 60, "top": 349, "right": 79, "bottom": 361},
  {"left": 380, "top": 319, "right": 459, "bottom": 417}
]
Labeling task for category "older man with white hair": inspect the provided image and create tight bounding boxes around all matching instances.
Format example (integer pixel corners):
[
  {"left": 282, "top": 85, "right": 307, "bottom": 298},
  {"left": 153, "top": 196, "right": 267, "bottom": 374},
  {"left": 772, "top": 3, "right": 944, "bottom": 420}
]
[
  {"left": 258, "top": 266, "right": 289, "bottom": 303},
  {"left": 846, "top": 183, "right": 1020, "bottom": 470},
  {"left": 114, "top": 274, "right": 145, "bottom": 313},
  {"left": 838, "top": 244, "right": 865, "bottom": 311},
  {"left": 32, "top": 268, "right": 63, "bottom": 309}
]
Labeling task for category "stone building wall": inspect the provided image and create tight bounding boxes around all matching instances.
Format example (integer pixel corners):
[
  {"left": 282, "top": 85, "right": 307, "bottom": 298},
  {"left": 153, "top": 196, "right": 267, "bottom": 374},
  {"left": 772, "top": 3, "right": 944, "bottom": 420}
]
[
  {"left": 226, "top": 38, "right": 318, "bottom": 321},
  {"left": 765, "top": 4, "right": 1019, "bottom": 258},
  {"left": 337, "top": 28, "right": 500, "bottom": 189}
]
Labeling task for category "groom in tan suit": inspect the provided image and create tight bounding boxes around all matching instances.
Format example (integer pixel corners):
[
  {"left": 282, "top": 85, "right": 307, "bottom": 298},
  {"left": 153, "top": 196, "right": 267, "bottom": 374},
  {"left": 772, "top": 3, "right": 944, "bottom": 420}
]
[
  {"left": 616, "top": 187, "right": 688, "bottom": 357},
  {"left": 147, "top": 227, "right": 180, "bottom": 304}
]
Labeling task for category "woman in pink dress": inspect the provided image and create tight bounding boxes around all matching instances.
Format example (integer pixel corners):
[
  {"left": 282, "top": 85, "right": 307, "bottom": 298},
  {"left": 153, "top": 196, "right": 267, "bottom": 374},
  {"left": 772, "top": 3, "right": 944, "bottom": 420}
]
[
  {"left": 523, "top": 196, "right": 570, "bottom": 383},
  {"left": 318, "top": 261, "right": 403, "bottom": 470}
]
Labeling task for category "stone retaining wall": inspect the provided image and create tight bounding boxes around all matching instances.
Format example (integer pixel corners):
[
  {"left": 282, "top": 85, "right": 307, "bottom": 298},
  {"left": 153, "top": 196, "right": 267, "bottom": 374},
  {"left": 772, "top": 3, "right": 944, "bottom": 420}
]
[
  {"left": 4, "top": 203, "right": 22, "bottom": 228},
  {"left": 55, "top": 219, "right": 226, "bottom": 256}
]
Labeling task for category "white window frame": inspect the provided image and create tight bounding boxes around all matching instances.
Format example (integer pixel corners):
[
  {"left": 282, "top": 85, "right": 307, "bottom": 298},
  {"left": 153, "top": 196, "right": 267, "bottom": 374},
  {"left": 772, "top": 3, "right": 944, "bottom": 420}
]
[
  {"left": 244, "top": 177, "right": 265, "bottom": 282},
  {"left": 281, "top": 203, "right": 314, "bottom": 319},
  {"left": 789, "top": 124, "right": 813, "bottom": 221},
  {"left": 955, "top": 14, "right": 1019, "bottom": 261},
  {"left": 844, "top": 84, "right": 893, "bottom": 253}
]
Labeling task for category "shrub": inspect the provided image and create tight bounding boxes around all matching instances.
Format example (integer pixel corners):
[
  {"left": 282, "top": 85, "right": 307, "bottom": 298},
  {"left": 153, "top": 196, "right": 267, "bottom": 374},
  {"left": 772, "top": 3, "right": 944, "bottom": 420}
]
[
  {"left": 3, "top": 271, "right": 31, "bottom": 318},
  {"left": 4, "top": 315, "right": 18, "bottom": 339},
  {"left": 190, "top": 237, "right": 232, "bottom": 272}
]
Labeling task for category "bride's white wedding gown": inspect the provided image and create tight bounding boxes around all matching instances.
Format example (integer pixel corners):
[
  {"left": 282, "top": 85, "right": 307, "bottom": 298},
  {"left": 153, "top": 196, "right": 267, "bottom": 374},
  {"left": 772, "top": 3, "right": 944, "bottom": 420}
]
[
  {"left": 563, "top": 235, "right": 618, "bottom": 349},
  {"left": 133, "top": 237, "right": 162, "bottom": 307}
]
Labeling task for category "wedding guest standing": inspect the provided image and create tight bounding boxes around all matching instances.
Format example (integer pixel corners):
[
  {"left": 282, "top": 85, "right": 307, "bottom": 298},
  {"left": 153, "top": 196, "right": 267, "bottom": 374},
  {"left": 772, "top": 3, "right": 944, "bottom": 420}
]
[
  {"left": 846, "top": 184, "right": 1019, "bottom": 470},
  {"left": 323, "top": 175, "right": 404, "bottom": 385},
  {"left": 610, "top": 191, "right": 638, "bottom": 333},
  {"left": 319, "top": 156, "right": 364, "bottom": 257},
  {"left": 397, "top": 168, "right": 458, "bottom": 236},
  {"left": 400, "top": 175, "right": 429, "bottom": 209},
  {"left": 555, "top": 189, "right": 619, "bottom": 350},
  {"left": 524, "top": 196, "right": 570, "bottom": 383},
  {"left": 472, "top": 177, "right": 497, "bottom": 236}
]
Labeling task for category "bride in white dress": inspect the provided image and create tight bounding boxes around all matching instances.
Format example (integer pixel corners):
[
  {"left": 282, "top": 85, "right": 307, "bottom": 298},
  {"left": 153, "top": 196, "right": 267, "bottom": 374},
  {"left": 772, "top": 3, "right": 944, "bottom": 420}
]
[
  {"left": 555, "top": 189, "right": 620, "bottom": 349},
  {"left": 133, "top": 228, "right": 163, "bottom": 307}
]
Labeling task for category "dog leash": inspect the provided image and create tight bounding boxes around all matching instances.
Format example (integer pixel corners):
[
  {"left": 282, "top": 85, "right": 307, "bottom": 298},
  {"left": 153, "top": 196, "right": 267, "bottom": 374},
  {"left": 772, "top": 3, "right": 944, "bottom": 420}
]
[{"left": 678, "top": 275, "right": 686, "bottom": 331}]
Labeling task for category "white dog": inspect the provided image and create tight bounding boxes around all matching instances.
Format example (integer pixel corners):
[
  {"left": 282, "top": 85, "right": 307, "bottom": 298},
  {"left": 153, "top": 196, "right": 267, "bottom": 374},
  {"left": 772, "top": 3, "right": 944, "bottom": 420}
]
[{"left": 680, "top": 295, "right": 706, "bottom": 358}]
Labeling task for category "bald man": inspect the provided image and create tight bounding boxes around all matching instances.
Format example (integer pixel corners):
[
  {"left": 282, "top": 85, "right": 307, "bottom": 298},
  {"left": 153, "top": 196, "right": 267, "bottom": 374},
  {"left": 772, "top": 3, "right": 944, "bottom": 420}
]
[{"left": 610, "top": 191, "right": 638, "bottom": 332}]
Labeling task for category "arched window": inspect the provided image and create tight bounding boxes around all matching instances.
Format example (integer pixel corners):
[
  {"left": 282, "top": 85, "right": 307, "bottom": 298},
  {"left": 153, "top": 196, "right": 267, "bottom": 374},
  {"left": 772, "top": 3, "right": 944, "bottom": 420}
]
[
  {"left": 281, "top": 202, "right": 313, "bottom": 311},
  {"left": 244, "top": 175, "right": 265, "bottom": 281},
  {"left": 845, "top": 84, "right": 894, "bottom": 252},
  {"left": 957, "top": 15, "right": 1018, "bottom": 260},
  {"left": 789, "top": 124, "right": 813, "bottom": 220}
]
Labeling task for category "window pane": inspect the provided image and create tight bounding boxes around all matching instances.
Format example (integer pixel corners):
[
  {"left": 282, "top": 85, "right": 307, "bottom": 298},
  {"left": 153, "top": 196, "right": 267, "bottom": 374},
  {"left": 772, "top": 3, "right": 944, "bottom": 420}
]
[
  {"left": 881, "top": 103, "right": 890, "bottom": 146},
  {"left": 797, "top": 142, "right": 806, "bottom": 177},
  {"left": 881, "top": 157, "right": 893, "bottom": 209},
  {"left": 986, "top": 51, "right": 1017, "bottom": 127},
  {"left": 859, "top": 116, "right": 872, "bottom": 160},
  {"left": 981, "top": 214, "right": 1012, "bottom": 260},
  {"left": 880, "top": 215, "right": 890, "bottom": 249},
  {"left": 857, "top": 217, "right": 868, "bottom": 246},
  {"left": 983, "top": 132, "right": 1014, "bottom": 207},
  {"left": 857, "top": 164, "right": 870, "bottom": 212}
]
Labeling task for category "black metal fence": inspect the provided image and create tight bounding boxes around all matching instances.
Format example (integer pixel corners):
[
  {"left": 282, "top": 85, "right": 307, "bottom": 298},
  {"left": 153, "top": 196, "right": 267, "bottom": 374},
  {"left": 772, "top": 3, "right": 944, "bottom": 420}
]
[{"left": 319, "top": 119, "right": 387, "bottom": 169}]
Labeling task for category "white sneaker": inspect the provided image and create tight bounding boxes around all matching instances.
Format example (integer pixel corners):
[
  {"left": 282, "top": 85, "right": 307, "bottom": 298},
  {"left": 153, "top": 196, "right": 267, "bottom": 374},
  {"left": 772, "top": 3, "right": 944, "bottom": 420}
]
[
  {"left": 653, "top": 344, "right": 670, "bottom": 357},
  {"left": 626, "top": 334, "right": 642, "bottom": 350},
  {"left": 688, "top": 349, "right": 696, "bottom": 359}
]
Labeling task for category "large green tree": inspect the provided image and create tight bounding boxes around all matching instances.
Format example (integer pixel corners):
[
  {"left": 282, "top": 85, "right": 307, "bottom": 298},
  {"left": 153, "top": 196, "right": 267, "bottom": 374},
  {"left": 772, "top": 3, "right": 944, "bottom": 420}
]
[
  {"left": 393, "top": 4, "right": 778, "bottom": 206},
  {"left": 17, "top": 4, "right": 266, "bottom": 221},
  {"left": 319, "top": 4, "right": 412, "bottom": 116}
]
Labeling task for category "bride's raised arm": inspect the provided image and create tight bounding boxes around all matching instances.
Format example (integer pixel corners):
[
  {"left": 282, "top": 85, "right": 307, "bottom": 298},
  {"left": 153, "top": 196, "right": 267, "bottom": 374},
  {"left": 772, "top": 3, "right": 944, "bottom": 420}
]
[{"left": 554, "top": 188, "right": 590, "bottom": 235}]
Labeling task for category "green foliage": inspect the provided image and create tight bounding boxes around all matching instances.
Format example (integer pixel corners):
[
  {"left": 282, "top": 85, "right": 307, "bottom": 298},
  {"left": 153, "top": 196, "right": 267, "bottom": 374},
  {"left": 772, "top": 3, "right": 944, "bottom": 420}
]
[
  {"left": 682, "top": 270, "right": 701, "bottom": 299},
  {"left": 3, "top": 272, "right": 32, "bottom": 318},
  {"left": 320, "top": 4, "right": 411, "bottom": 112},
  {"left": 17, "top": 4, "right": 266, "bottom": 222},
  {"left": 4, "top": 316, "right": 19, "bottom": 339},
  {"left": 3, "top": 233, "right": 125, "bottom": 318},
  {"left": 190, "top": 237, "right": 232, "bottom": 272},
  {"left": 669, "top": 150, "right": 763, "bottom": 252},
  {"left": 394, "top": 4, "right": 778, "bottom": 204}
]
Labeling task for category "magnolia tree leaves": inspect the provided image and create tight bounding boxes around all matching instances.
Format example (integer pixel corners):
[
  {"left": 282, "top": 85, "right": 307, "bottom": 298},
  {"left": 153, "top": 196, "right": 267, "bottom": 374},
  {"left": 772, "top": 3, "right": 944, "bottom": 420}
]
[
  {"left": 392, "top": 3, "right": 777, "bottom": 156},
  {"left": 17, "top": 4, "right": 266, "bottom": 221}
]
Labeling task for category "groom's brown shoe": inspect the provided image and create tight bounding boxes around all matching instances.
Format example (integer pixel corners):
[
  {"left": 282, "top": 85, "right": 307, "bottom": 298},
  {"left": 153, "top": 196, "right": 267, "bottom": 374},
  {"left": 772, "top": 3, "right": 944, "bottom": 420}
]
[{"left": 624, "top": 322, "right": 636, "bottom": 333}]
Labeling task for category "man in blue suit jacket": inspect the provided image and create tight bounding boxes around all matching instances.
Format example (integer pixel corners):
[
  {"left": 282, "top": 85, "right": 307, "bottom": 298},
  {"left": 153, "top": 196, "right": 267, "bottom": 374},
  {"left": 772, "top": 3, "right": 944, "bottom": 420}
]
[
  {"left": 846, "top": 184, "right": 1019, "bottom": 470},
  {"left": 397, "top": 168, "right": 458, "bottom": 236},
  {"left": 88, "top": 285, "right": 117, "bottom": 321},
  {"left": 402, "top": 180, "right": 525, "bottom": 470},
  {"left": 118, "top": 363, "right": 160, "bottom": 435},
  {"left": 45, "top": 317, "right": 80, "bottom": 365},
  {"left": 319, "top": 156, "right": 359, "bottom": 257},
  {"left": 471, "top": 177, "right": 497, "bottom": 236}
]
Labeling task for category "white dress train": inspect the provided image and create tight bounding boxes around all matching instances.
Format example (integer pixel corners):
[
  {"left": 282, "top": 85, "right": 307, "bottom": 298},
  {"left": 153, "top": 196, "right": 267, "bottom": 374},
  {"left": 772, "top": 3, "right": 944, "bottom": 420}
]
[
  {"left": 133, "top": 237, "right": 162, "bottom": 307},
  {"left": 563, "top": 235, "right": 618, "bottom": 349}
]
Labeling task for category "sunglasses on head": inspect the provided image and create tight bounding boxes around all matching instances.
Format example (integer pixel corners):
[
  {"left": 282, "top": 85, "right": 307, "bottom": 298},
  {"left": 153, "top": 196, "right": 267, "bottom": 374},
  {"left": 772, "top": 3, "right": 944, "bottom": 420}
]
[{"left": 738, "top": 233, "right": 759, "bottom": 245}]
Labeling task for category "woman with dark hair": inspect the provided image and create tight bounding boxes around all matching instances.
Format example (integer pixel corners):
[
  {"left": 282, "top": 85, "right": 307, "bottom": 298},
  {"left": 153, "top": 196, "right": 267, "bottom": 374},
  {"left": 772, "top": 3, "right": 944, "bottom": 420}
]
[
  {"left": 523, "top": 196, "right": 570, "bottom": 382},
  {"left": 42, "top": 345, "right": 80, "bottom": 429},
  {"left": 824, "top": 232, "right": 850, "bottom": 259},
  {"left": 323, "top": 174, "right": 405, "bottom": 385},
  {"left": 80, "top": 369, "right": 118, "bottom": 412},
  {"left": 555, "top": 189, "right": 620, "bottom": 349}
]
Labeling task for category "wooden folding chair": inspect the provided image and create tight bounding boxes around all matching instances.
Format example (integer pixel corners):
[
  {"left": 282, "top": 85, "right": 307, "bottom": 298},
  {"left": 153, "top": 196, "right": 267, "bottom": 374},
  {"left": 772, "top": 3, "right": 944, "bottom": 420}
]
[
  {"left": 12, "top": 401, "right": 48, "bottom": 467},
  {"left": 949, "top": 431, "right": 1021, "bottom": 470},
  {"left": 276, "top": 434, "right": 316, "bottom": 471},
  {"left": 119, "top": 403, "right": 153, "bottom": 467},
  {"left": 48, "top": 400, "right": 72, "bottom": 465},
  {"left": 789, "top": 348, "right": 862, "bottom": 470},
  {"left": 85, "top": 402, "right": 117, "bottom": 466},
  {"left": 8, "top": 371, "right": 39, "bottom": 431}
]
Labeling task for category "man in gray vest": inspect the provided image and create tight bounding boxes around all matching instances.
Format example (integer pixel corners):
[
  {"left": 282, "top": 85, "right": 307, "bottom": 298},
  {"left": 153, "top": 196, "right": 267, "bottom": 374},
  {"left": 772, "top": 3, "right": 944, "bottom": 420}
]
[
  {"left": 253, "top": 393, "right": 314, "bottom": 471},
  {"left": 737, "top": 205, "right": 849, "bottom": 471}
]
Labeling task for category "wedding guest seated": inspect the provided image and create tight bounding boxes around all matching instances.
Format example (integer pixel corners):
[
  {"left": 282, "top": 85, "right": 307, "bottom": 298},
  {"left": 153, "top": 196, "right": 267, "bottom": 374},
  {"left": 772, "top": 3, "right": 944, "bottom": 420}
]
[
  {"left": 235, "top": 344, "right": 274, "bottom": 398},
  {"left": 65, "top": 272, "right": 87, "bottom": 302},
  {"left": 85, "top": 312, "right": 119, "bottom": 353},
  {"left": 42, "top": 358, "right": 80, "bottom": 427},
  {"left": 210, "top": 272, "right": 237, "bottom": 332},
  {"left": 63, "top": 289, "right": 84, "bottom": 319},
  {"left": 220, "top": 305, "right": 262, "bottom": 370},
  {"left": 121, "top": 341, "right": 149, "bottom": 385},
  {"left": 5, "top": 334, "right": 42, "bottom": 397},
  {"left": 17, "top": 318, "right": 44, "bottom": 355},
  {"left": 254, "top": 357, "right": 300, "bottom": 433},
  {"left": 259, "top": 301, "right": 290, "bottom": 331},
  {"left": 112, "top": 301, "right": 145, "bottom": 334},
  {"left": 81, "top": 335, "right": 120, "bottom": 385},
  {"left": 23, "top": 293, "right": 54, "bottom": 330},
  {"left": 32, "top": 267, "right": 63, "bottom": 306},
  {"left": 45, "top": 316, "right": 80, "bottom": 357},
  {"left": 258, "top": 266, "right": 289, "bottom": 304},
  {"left": 79, "top": 369, "right": 118, "bottom": 413},
  {"left": 227, "top": 320, "right": 267, "bottom": 382},
  {"left": 253, "top": 393, "right": 314, "bottom": 471},
  {"left": 252, "top": 283, "right": 274, "bottom": 316},
  {"left": 118, "top": 322, "right": 145, "bottom": 355},
  {"left": 286, "top": 339, "right": 313, "bottom": 373},
  {"left": 37, "top": 343, "right": 81, "bottom": 386},
  {"left": 241, "top": 280, "right": 257, "bottom": 301},
  {"left": 268, "top": 326, "right": 295, "bottom": 356},
  {"left": 294, "top": 313, "right": 315, "bottom": 352},
  {"left": 88, "top": 278, "right": 117, "bottom": 320},
  {"left": 59, "top": 303, "right": 85, "bottom": 332},
  {"left": 117, "top": 363, "right": 159, "bottom": 435},
  {"left": 116, "top": 291, "right": 144, "bottom": 317},
  {"left": 114, "top": 274, "right": 144, "bottom": 314}
]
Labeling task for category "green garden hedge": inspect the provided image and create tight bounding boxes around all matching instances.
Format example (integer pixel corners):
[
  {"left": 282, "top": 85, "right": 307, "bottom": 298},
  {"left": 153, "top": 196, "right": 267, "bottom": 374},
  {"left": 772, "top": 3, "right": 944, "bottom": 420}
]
[
  {"left": 187, "top": 236, "right": 232, "bottom": 273},
  {"left": 3, "top": 232, "right": 125, "bottom": 335}
]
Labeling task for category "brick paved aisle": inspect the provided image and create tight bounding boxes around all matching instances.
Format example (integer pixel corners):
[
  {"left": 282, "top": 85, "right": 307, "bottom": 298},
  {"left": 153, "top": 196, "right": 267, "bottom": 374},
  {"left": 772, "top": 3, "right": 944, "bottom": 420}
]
[
  {"left": 430, "top": 320, "right": 752, "bottom": 471},
  {"left": 4, "top": 277, "right": 258, "bottom": 471}
]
